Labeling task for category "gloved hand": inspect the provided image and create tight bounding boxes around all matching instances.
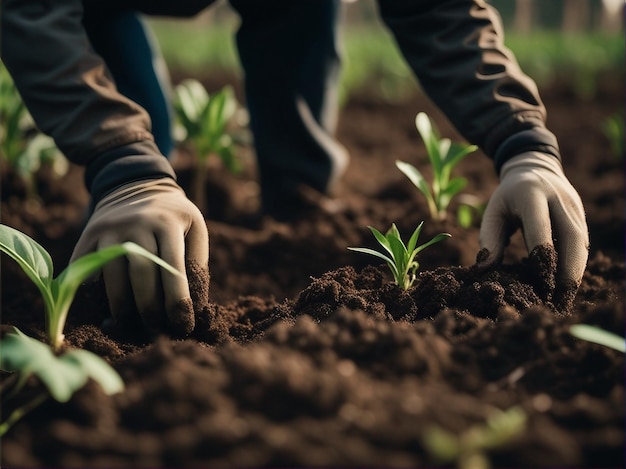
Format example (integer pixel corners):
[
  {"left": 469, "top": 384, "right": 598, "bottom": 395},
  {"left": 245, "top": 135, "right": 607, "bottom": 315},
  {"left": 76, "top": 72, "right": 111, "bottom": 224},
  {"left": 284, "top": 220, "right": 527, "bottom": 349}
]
[
  {"left": 71, "top": 178, "right": 209, "bottom": 336},
  {"left": 479, "top": 152, "right": 589, "bottom": 309}
]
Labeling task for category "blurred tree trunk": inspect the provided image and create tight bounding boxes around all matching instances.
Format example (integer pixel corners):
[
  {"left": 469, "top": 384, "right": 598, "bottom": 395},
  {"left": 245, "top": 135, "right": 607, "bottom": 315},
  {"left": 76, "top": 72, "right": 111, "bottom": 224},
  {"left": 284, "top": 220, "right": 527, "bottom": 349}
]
[
  {"left": 562, "top": 0, "right": 590, "bottom": 32},
  {"left": 513, "top": 0, "right": 534, "bottom": 32}
]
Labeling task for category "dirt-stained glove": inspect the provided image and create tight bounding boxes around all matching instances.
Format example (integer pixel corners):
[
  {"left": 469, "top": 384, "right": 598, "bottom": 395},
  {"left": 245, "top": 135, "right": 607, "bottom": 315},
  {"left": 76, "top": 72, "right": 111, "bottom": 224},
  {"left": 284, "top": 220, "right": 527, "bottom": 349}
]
[
  {"left": 479, "top": 151, "right": 589, "bottom": 309},
  {"left": 71, "top": 178, "right": 209, "bottom": 336}
]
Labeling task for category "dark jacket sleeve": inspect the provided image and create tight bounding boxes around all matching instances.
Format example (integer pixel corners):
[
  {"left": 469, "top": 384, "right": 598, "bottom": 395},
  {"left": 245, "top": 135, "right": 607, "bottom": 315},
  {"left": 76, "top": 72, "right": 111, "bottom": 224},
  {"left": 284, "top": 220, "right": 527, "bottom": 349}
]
[
  {"left": 378, "top": 0, "right": 560, "bottom": 172},
  {"left": 0, "top": 0, "right": 176, "bottom": 201}
]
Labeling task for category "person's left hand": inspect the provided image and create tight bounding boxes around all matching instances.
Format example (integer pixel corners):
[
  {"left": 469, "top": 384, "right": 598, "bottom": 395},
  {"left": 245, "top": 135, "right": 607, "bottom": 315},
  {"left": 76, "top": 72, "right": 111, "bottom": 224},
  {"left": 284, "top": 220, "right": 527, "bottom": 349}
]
[
  {"left": 479, "top": 151, "right": 589, "bottom": 309},
  {"left": 71, "top": 178, "right": 209, "bottom": 336}
]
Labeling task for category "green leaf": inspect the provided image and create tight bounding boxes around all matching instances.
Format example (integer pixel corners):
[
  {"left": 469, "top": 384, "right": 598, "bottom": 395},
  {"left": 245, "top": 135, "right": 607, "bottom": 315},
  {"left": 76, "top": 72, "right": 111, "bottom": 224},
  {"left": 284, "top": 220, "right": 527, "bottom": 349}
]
[
  {"left": 444, "top": 142, "right": 478, "bottom": 168},
  {"left": 368, "top": 225, "right": 394, "bottom": 258},
  {"left": 415, "top": 112, "right": 443, "bottom": 175},
  {"left": 0, "top": 329, "right": 124, "bottom": 402},
  {"left": 0, "top": 330, "right": 88, "bottom": 402},
  {"left": 395, "top": 161, "right": 432, "bottom": 200},
  {"left": 347, "top": 247, "right": 398, "bottom": 278},
  {"left": 0, "top": 224, "right": 55, "bottom": 311},
  {"left": 442, "top": 177, "right": 468, "bottom": 198},
  {"left": 61, "top": 349, "right": 124, "bottom": 395},
  {"left": 49, "top": 242, "right": 182, "bottom": 349},
  {"left": 457, "top": 205, "right": 474, "bottom": 228},
  {"left": 0, "top": 224, "right": 53, "bottom": 285},
  {"left": 350, "top": 222, "right": 450, "bottom": 291},
  {"left": 438, "top": 138, "right": 452, "bottom": 165},
  {"left": 406, "top": 221, "right": 424, "bottom": 253},
  {"left": 218, "top": 143, "right": 240, "bottom": 173},
  {"left": 415, "top": 232, "right": 452, "bottom": 254},
  {"left": 386, "top": 226, "right": 408, "bottom": 264},
  {"left": 56, "top": 242, "right": 181, "bottom": 295},
  {"left": 423, "top": 426, "right": 460, "bottom": 462},
  {"left": 570, "top": 324, "right": 626, "bottom": 353},
  {"left": 182, "top": 79, "right": 210, "bottom": 121}
]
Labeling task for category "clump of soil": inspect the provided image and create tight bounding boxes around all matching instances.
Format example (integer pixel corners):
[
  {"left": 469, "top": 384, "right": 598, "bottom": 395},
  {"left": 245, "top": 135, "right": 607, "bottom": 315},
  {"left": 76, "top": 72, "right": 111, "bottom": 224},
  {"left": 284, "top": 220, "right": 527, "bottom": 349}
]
[{"left": 1, "top": 83, "right": 623, "bottom": 467}]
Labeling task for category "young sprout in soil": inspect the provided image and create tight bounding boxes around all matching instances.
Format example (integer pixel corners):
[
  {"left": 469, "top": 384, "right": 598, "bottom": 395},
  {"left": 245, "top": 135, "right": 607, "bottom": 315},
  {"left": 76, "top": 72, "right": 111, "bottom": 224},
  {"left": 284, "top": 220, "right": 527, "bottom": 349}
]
[
  {"left": 173, "top": 79, "right": 241, "bottom": 214},
  {"left": 423, "top": 405, "right": 527, "bottom": 469},
  {"left": 348, "top": 222, "right": 450, "bottom": 290},
  {"left": 0, "top": 223, "right": 182, "bottom": 351},
  {"left": 569, "top": 324, "right": 626, "bottom": 353},
  {"left": 396, "top": 112, "right": 478, "bottom": 222},
  {"left": 0, "top": 62, "right": 67, "bottom": 200},
  {"left": 0, "top": 328, "right": 124, "bottom": 437}
]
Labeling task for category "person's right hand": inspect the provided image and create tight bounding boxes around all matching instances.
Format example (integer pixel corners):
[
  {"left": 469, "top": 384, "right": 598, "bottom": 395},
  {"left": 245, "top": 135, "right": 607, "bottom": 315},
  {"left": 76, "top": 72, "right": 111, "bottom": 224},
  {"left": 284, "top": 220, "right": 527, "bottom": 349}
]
[
  {"left": 71, "top": 178, "right": 209, "bottom": 337},
  {"left": 479, "top": 152, "right": 589, "bottom": 310}
]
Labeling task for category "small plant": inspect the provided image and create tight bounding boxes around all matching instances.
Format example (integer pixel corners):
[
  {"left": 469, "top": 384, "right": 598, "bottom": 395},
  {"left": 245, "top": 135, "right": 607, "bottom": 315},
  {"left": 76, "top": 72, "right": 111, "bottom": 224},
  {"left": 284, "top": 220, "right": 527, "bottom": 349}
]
[
  {"left": 396, "top": 112, "right": 478, "bottom": 221},
  {"left": 0, "top": 328, "right": 124, "bottom": 436},
  {"left": 601, "top": 111, "right": 624, "bottom": 160},
  {"left": 173, "top": 79, "right": 241, "bottom": 213},
  {"left": 423, "top": 406, "right": 527, "bottom": 469},
  {"left": 569, "top": 324, "right": 625, "bottom": 353},
  {"left": 348, "top": 222, "right": 450, "bottom": 290},
  {"left": 0, "top": 223, "right": 182, "bottom": 351},
  {"left": 0, "top": 61, "right": 67, "bottom": 199}
]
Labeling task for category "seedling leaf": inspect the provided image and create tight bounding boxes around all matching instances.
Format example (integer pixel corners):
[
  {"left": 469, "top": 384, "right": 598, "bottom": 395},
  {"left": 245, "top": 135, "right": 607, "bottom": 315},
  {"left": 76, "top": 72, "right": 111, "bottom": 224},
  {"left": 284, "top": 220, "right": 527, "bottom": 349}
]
[
  {"left": 415, "top": 112, "right": 443, "bottom": 174},
  {"left": 368, "top": 226, "right": 394, "bottom": 258},
  {"left": 349, "top": 222, "right": 450, "bottom": 290},
  {"left": 347, "top": 247, "right": 398, "bottom": 278},
  {"left": 444, "top": 142, "right": 479, "bottom": 168},
  {"left": 1, "top": 330, "right": 92, "bottom": 402},
  {"left": 395, "top": 160, "right": 431, "bottom": 198},
  {"left": 406, "top": 221, "right": 425, "bottom": 253},
  {"left": 414, "top": 232, "right": 452, "bottom": 254},
  {"left": 62, "top": 349, "right": 124, "bottom": 395},
  {"left": 0, "top": 224, "right": 182, "bottom": 350},
  {"left": 569, "top": 324, "right": 626, "bottom": 353},
  {"left": 400, "top": 112, "right": 477, "bottom": 221},
  {"left": 0, "top": 223, "right": 53, "bottom": 294}
]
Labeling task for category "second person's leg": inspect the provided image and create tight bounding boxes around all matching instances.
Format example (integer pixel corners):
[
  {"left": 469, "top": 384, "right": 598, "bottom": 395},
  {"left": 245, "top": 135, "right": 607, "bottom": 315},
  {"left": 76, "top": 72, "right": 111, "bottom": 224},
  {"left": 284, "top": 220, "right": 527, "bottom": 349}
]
[{"left": 230, "top": 0, "right": 348, "bottom": 219}]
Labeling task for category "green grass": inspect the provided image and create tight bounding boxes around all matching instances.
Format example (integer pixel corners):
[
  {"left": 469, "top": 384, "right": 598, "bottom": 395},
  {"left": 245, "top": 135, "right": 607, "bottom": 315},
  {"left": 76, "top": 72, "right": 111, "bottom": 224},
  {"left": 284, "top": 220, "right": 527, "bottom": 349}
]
[{"left": 149, "top": 18, "right": 623, "bottom": 100}]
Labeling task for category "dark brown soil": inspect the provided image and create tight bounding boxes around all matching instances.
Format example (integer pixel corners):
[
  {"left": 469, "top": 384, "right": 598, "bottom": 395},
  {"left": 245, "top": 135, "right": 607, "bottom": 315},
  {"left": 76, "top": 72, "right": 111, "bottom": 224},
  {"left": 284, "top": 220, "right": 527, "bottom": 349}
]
[{"left": 1, "top": 80, "right": 624, "bottom": 468}]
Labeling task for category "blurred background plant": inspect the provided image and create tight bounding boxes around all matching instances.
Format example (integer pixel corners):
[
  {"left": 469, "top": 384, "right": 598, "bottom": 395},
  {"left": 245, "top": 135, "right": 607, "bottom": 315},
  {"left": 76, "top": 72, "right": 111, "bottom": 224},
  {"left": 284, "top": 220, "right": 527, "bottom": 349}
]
[
  {"left": 173, "top": 79, "right": 248, "bottom": 214},
  {"left": 601, "top": 111, "right": 624, "bottom": 160},
  {"left": 0, "top": 61, "right": 68, "bottom": 202}
]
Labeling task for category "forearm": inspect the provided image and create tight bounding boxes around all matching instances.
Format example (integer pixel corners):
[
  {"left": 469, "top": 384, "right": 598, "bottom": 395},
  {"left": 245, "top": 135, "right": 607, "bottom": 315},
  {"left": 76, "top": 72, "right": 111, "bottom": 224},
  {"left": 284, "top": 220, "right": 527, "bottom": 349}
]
[
  {"left": 378, "top": 0, "right": 560, "bottom": 171},
  {"left": 1, "top": 0, "right": 174, "bottom": 200}
]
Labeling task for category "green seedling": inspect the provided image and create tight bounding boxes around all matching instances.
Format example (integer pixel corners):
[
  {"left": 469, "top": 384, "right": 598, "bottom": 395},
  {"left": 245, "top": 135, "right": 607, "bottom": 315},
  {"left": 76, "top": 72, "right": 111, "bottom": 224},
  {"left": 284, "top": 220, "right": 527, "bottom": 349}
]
[
  {"left": 348, "top": 222, "right": 450, "bottom": 290},
  {"left": 174, "top": 79, "right": 241, "bottom": 213},
  {"left": 423, "top": 406, "right": 527, "bottom": 469},
  {"left": 0, "top": 328, "right": 124, "bottom": 436},
  {"left": 0, "top": 62, "right": 66, "bottom": 199},
  {"left": 0, "top": 223, "right": 182, "bottom": 351},
  {"left": 569, "top": 324, "right": 626, "bottom": 353},
  {"left": 396, "top": 112, "right": 478, "bottom": 221},
  {"left": 601, "top": 111, "right": 624, "bottom": 160}
]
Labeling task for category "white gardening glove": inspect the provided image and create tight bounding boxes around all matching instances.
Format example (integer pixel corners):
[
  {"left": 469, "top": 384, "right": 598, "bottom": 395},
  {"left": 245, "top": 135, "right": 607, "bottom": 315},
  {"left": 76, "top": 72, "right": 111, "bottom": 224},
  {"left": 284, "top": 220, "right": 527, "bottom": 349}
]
[
  {"left": 479, "top": 152, "right": 589, "bottom": 310},
  {"left": 71, "top": 178, "right": 209, "bottom": 336}
]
